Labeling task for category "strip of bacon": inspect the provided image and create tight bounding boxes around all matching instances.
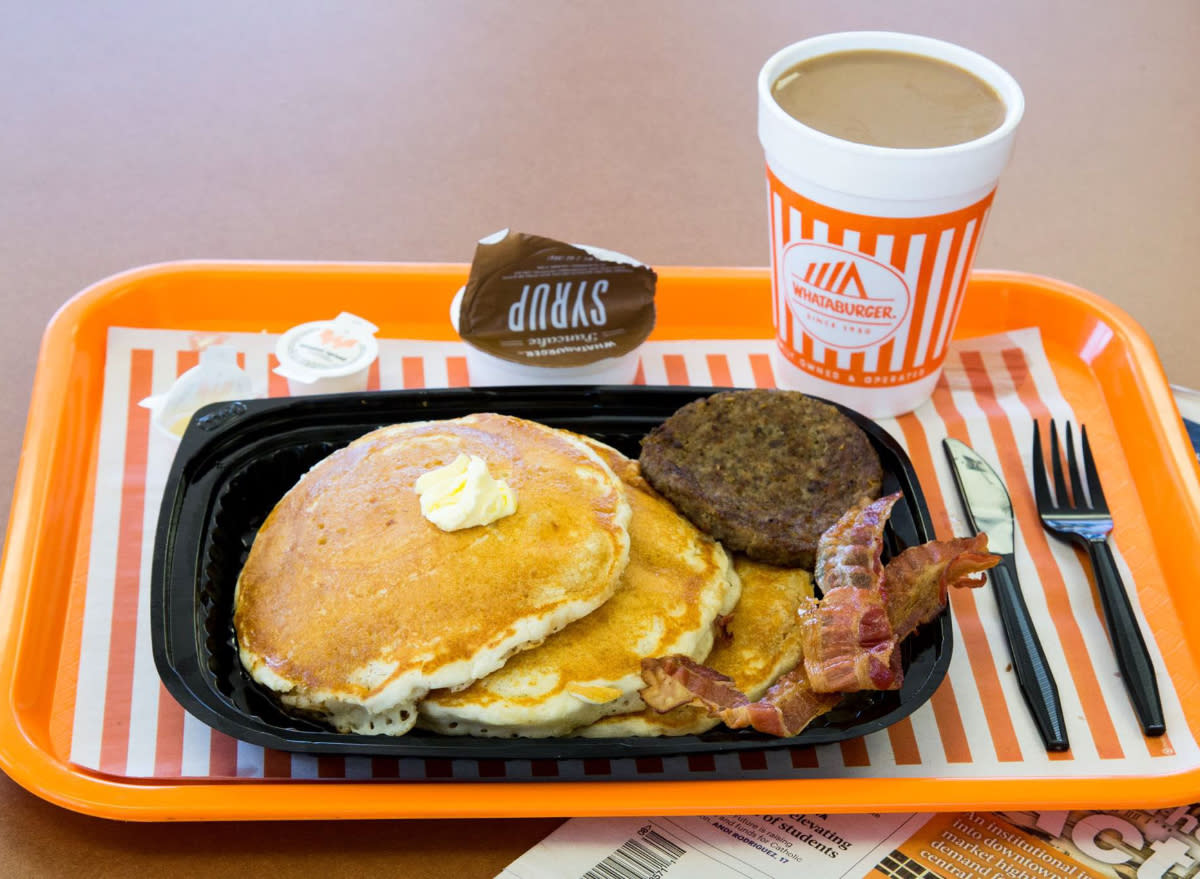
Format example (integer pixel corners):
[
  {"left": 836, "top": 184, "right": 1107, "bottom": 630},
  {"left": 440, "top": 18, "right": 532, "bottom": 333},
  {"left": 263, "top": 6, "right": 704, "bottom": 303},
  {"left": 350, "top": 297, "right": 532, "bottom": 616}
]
[
  {"left": 640, "top": 655, "right": 745, "bottom": 714},
  {"left": 719, "top": 666, "right": 842, "bottom": 737},
  {"left": 720, "top": 536, "right": 995, "bottom": 733},
  {"left": 884, "top": 534, "right": 999, "bottom": 639},
  {"left": 640, "top": 656, "right": 841, "bottom": 737},
  {"left": 798, "top": 589, "right": 902, "bottom": 692},
  {"left": 802, "top": 495, "right": 998, "bottom": 693},
  {"left": 801, "top": 534, "right": 997, "bottom": 693},
  {"left": 638, "top": 499, "right": 1000, "bottom": 737},
  {"left": 814, "top": 493, "right": 900, "bottom": 592},
  {"left": 802, "top": 493, "right": 902, "bottom": 692}
]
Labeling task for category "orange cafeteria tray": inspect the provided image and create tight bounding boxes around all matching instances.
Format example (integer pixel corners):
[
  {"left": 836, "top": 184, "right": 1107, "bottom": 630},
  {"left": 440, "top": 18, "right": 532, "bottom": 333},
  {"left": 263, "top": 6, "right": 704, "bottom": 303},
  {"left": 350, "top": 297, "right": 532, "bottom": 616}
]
[{"left": 2, "top": 261, "right": 1199, "bottom": 821}]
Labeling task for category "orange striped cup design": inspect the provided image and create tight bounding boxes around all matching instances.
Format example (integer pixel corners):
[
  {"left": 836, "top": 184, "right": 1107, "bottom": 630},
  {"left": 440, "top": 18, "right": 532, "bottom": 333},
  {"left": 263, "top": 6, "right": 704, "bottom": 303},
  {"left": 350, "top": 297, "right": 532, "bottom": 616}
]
[{"left": 769, "top": 166, "right": 994, "bottom": 392}]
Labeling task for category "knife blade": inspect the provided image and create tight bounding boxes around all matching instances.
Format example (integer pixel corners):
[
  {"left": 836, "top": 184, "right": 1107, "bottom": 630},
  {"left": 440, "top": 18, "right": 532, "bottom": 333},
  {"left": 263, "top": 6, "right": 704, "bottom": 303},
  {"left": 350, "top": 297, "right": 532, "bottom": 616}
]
[{"left": 943, "top": 438, "right": 1069, "bottom": 752}]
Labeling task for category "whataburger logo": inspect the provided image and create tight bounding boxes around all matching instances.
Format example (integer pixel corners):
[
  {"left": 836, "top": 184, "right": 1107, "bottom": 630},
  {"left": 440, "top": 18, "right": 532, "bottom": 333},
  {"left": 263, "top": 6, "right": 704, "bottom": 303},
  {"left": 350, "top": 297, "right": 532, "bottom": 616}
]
[{"left": 782, "top": 242, "right": 911, "bottom": 350}]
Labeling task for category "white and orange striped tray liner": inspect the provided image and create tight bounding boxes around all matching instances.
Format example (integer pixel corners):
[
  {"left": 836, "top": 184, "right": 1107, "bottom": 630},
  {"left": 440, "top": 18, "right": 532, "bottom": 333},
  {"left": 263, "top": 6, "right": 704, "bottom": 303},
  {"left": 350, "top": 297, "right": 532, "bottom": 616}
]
[{"left": 54, "top": 327, "right": 1198, "bottom": 782}]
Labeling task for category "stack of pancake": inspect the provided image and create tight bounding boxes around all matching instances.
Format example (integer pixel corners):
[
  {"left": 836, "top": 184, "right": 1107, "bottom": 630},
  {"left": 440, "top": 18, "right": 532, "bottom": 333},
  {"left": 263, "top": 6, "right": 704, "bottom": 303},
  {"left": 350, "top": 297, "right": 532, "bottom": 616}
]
[{"left": 233, "top": 390, "right": 883, "bottom": 739}]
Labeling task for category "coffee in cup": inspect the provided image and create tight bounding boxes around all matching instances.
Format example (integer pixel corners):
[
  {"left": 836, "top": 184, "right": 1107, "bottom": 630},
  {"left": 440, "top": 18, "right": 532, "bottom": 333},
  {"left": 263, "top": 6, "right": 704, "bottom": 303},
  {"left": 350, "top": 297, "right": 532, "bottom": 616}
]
[{"left": 771, "top": 49, "right": 1007, "bottom": 149}]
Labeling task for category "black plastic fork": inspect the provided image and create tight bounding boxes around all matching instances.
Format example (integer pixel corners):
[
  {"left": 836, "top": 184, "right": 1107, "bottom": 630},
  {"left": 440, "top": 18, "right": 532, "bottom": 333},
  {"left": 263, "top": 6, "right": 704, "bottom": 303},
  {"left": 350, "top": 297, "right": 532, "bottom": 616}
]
[{"left": 1032, "top": 420, "right": 1165, "bottom": 736}]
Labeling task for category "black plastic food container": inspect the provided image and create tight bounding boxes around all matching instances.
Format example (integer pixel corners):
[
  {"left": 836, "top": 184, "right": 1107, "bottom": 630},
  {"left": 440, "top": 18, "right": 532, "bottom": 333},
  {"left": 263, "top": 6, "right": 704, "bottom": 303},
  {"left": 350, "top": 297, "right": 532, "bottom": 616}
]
[{"left": 150, "top": 386, "right": 946, "bottom": 760}]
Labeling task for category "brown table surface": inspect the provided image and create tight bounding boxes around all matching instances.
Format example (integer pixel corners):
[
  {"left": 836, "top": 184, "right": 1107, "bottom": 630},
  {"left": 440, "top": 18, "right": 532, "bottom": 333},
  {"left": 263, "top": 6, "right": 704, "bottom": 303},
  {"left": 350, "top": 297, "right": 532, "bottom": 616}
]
[{"left": 2, "top": 2, "right": 1198, "bottom": 876}]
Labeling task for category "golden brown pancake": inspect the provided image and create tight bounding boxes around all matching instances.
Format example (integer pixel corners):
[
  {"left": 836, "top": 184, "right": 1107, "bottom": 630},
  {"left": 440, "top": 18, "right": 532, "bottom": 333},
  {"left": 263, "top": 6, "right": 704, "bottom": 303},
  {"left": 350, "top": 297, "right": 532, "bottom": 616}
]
[
  {"left": 579, "top": 556, "right": 814, "bottom": 737},
  {"left": 418, "top": 439, "right": 740, "bottom": 737},
  {"left": 234, "top": 413, "right": 631, "bottom": 735}
]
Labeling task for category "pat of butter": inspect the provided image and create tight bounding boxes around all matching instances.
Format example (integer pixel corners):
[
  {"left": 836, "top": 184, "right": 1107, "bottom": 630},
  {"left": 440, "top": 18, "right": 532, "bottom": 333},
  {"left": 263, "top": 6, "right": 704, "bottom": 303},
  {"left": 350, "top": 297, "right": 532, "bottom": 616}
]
[{"left": 414, "top": 454, "right": 517, "bottom": 531}]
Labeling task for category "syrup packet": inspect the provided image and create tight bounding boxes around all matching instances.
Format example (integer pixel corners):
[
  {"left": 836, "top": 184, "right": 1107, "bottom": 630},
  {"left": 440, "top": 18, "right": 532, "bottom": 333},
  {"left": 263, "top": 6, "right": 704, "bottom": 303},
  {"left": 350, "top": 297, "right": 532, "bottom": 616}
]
[{"left": 457, "top": 229, "right": 657, "bottom": 370}]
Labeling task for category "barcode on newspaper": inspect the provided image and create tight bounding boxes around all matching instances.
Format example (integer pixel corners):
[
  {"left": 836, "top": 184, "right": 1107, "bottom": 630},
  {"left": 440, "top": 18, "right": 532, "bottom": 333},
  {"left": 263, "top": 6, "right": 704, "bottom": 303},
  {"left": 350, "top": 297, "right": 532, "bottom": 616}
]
[
  {"left": 583, "top": 826, "right": 686, "bottom": 879},
  {"left": 874, "top": 850, "right": 941, "bottom": 879}
]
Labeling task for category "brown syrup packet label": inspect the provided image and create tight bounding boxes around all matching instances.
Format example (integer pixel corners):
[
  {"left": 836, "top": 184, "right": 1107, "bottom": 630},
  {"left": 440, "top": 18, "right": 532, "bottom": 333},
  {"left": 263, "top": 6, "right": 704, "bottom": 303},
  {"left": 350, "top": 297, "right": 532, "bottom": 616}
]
[{"left": 458, "top": 230, "right": 657, "bottom": 367}]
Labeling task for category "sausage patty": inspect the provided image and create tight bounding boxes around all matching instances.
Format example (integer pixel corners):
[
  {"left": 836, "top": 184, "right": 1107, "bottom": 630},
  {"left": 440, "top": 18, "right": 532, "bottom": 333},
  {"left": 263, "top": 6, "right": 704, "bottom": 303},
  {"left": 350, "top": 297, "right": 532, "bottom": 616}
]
[{"left": 639, "top": 390, "right": 882, "bottom": 568}]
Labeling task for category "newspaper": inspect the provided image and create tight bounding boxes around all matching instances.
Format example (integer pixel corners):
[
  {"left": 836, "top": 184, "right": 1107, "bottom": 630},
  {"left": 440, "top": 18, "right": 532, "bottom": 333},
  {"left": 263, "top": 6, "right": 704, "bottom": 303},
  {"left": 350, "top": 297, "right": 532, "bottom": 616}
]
[{"left": 498, "top": 807, "right": 1200, "bottom": 878}]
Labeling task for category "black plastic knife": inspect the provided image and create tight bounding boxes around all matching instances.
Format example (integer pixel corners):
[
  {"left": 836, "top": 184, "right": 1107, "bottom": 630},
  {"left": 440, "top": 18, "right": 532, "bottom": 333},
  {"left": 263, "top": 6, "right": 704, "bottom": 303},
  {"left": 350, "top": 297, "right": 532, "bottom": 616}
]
[{"left": 943, "top": 438, "right": 1070, "bottom": 752}]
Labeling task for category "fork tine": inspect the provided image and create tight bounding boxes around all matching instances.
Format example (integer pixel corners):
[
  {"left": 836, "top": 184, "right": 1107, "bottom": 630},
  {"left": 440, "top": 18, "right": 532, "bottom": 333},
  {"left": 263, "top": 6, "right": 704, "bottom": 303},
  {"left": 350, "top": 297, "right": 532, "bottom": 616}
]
[
  {"left": 1032, "top": 420, "right": 1052, "bottom": 510},
  {"left": 1049, "top": 420, "right": 1070, "bottom": 507},
  {"left": 1064, "top": 421, "right": 1088, "bottom": 510},
  {"left": 1080, "top": 424, "right": 1108, "bottom": 513}
]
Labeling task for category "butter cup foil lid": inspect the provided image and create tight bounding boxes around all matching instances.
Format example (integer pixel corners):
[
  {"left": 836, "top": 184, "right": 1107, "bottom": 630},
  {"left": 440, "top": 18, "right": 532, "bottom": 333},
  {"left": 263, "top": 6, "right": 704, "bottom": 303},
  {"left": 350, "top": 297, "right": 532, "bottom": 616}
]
[
  {"left": 274, "top": 312, "right": 379, "bottom": 383},
  {"left": 458, "top": 230, "right": 657, "bottom": 367}
]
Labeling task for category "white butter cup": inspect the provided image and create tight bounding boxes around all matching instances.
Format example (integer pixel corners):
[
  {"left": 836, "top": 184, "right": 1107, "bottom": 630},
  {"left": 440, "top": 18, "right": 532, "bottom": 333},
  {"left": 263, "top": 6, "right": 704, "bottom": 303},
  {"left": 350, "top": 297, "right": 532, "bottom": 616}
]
[{"left": 273, "top": 312, "right": 379, "bottom": 396}]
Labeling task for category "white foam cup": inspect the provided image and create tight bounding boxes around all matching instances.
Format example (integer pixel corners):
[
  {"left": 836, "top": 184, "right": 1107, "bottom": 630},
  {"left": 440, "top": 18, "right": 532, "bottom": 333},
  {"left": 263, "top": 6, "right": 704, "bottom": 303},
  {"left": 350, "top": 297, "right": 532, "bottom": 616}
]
[{"left": 758, "top": 31, "right": 1024, "bottom": 417}]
